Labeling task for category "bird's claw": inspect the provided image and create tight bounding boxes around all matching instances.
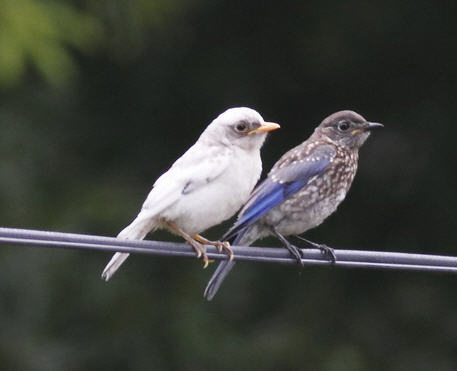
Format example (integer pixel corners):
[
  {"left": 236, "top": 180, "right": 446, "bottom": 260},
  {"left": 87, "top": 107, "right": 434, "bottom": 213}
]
[
  {"left": 271, "top": 228, "right": 304, "bottom": 268},
  {"left": 188, "top": 240, "right": 213, "bottom": 268},
  {"left": 215, "top": 241, "right": 234, "bottom": 261},
  {"left": 202, "top": 256, "right": 214, "bottom": 269},
  {"left": 286, "top": 243, "right": 304, "bottom": 268},
  {"left": 198, "top": 248, "right": 215, "bottom": 268},
  {"left": 294, "top": 236, "right": 337, "bottom": 264},
  {"left": 293, "top": 245, "right": 305, "bottom": 268},
  {"left": 193, "top": 235, "right": 234, "bottom": 262},
  {"left": 317, "top": 244, "right": 336, "bottom": 264}
]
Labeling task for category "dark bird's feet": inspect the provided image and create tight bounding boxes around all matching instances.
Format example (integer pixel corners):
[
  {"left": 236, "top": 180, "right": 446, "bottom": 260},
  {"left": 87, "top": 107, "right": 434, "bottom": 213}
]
[
  {"left": 272, "top": 228, "right": 304, "bottom": 267},
  {"left": 287, "top": 243, "right": 305, "bottom": 267},
  {"left": 294, "top": 236, "right": 337, "bottom": 264}
]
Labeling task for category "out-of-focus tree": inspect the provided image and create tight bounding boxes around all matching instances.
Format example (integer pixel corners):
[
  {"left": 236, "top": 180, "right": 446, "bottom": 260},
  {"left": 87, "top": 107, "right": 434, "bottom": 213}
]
[
  {"left": 0, "top": 0, "right": 101, "bottom": 86},
  {"left": 0, "top": 0, "right": 188, "bottom": 87}
]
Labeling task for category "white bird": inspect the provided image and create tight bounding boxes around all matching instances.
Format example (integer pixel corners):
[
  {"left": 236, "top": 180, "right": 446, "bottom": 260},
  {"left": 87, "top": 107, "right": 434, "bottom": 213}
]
[{"left": 101, "top": 107, "right": 280, "bottom": 281}]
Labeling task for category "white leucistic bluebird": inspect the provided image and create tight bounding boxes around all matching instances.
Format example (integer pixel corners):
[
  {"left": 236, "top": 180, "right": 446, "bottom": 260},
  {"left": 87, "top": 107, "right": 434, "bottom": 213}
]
[
  {"left": 101, "top": 107, "right": 280, "bottom": 281},
  {"left": 204, "top": 110, "right": 383, "bottom": 300}
]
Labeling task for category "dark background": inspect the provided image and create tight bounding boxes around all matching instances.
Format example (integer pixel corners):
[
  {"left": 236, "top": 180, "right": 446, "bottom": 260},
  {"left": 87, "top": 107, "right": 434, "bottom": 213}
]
[{"left": 1, "top": 1, "right": 457, "bottom": 370}]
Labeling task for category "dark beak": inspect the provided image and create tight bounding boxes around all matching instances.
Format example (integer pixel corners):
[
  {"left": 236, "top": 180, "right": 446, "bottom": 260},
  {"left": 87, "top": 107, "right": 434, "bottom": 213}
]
[{"left": 366, "top": 122, "right": 384, "bottom": 130}]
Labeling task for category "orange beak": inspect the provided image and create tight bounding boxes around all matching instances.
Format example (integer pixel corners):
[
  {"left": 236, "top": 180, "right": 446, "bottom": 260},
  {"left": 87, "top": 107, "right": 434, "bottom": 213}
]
[{"left": 248, "top": 122, "right": 280, "bottom": 135}]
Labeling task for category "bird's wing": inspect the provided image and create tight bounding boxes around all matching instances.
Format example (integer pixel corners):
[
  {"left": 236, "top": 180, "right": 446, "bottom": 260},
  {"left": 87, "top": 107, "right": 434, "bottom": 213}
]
[
  {"left": 223, "top": 144, "right": 336, "bottom": 240},
  {"left": 103, "top": 142, "right": 232, "bottom": 282},
  {"left": 140, "top": 143, "right": 232, "bottom": 216}
]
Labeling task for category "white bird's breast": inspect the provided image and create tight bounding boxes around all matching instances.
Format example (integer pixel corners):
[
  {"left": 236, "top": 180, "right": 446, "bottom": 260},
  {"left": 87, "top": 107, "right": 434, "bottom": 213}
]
[{"left": 161, "top": 147, "right": 262, "bottom": 234}]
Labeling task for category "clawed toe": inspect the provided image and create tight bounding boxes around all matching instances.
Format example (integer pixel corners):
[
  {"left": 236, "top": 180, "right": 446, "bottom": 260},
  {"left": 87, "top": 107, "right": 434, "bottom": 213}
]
[
  {"left": 188, "top": 240, "right": 213, "bottom": 268},
  {"left": 272, "top": 228, "right": 304, "bottom": 268},
  {"left": 294, "top": 235, "right": 337, "bottom": 264},
  {"left": 292, "top": 245, "right": 305, "bottom": 268},
  {"left": 283, "top": 241, "right": 304, "bottom": 267},
  {"left": 193, "top": 234, "right": 234, "bottom": 262},
  {"left": 202, "top": 255, "right": 214, "bottom": 269},
  {"left": 318, "top": 244, "right": 336, "bottom": 263},
  {"left": 217, "top": 241, "right": 234, "bottom": 261}
]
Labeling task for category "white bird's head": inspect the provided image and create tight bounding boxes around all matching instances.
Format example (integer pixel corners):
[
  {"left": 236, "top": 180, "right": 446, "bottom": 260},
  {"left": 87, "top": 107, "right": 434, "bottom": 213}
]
[{"left": 202, "top": 107, "right": 280, "bottom": 151}]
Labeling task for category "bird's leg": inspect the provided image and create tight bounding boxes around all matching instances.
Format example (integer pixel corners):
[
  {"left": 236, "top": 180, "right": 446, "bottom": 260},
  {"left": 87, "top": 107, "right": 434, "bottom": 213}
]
[
  {"left": 193, "top": 234, "right": 234, "bottom": 262},
  {"left": 271, "top": 228, "right": 304, "bottom": 267},
  {"left": 165, "top": 221, "right": 211, "bottom": 268},
  {"left": 294, "top": 235, "right": 337, "bottom": 264}
]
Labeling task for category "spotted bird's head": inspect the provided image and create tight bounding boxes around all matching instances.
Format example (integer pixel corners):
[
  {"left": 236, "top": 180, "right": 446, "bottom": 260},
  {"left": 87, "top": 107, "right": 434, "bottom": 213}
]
[{"left": 315, "top": 110, "right": 383, "bottom": 149}]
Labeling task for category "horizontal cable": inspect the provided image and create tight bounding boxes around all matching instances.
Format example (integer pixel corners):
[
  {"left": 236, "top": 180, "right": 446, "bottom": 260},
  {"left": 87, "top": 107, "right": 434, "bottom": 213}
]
[{"left": 0, "top": 227, "right": 456, "bottom": 273}]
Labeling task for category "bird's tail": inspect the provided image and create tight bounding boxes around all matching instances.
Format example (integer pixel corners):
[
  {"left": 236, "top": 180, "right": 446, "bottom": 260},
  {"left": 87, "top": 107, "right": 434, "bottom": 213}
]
[
  {"left": 203, "top": 227, "right": 255, "bottom": 300},
  {"left": 203, "top": 260, "right": 236, "bottom": 301},
  {"left": 101, "top": 215, "right": 156, "bottom": 281},
  {"left": 101, "top": 252, "right": 130, "bottom": 281}
]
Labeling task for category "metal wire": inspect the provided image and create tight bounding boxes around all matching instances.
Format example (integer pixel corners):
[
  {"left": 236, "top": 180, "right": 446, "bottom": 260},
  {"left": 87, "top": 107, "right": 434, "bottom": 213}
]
[{"left": 0, "top": 227, "right": 457, "bottom": 274}]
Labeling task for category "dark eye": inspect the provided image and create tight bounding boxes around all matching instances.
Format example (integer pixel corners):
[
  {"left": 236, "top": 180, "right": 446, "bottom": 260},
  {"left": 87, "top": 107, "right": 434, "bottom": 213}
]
[
  {"left": 234, "top": 121, "right": 249, "bottom": 133},
  {"left": 338, "top": 120, "right": 350, "bottom": 131}
]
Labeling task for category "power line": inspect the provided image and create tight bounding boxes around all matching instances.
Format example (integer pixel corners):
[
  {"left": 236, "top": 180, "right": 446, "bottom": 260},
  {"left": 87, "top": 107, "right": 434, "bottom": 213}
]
[{"left": 0, "top": 227, "right": 456, "bottom": 273}]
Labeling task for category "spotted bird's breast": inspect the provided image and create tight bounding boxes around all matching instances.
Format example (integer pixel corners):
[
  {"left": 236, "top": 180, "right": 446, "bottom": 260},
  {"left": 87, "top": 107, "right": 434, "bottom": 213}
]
[{"left": 263, "top": 147, "right": 359, "bottom": 236}]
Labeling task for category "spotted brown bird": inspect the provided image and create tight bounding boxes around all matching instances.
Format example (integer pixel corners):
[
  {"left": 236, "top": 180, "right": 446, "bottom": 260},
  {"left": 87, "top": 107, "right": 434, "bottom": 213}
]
[{"left": 204, "top": 110, "right": 383, "bottom": 300}]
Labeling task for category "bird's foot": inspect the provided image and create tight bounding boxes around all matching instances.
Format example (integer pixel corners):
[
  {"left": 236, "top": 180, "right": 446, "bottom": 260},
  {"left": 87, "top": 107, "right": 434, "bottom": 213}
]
[
  {"left": 164, "top": 221, "right": 213, "bottom": 268},
  {"left": 193, "top": 235, "right": 234, "bottom": 261},
  {"left": 215, "top": 241, "right": 234, "bottom": 261},
  {"left": 271, "top": 228, "right": 304, "bottom": 268},
  {"left": 294, "top": 236, "right": 337, "bottom": 264},
  {"left": 288, "top": 243, "right": 305, "bottom": 268},
  {"left": 315, "top": 244, "right": 336, "bottom": 263},
  {"left": 188, "top": 239, "right": 212, "bottom": 268}
]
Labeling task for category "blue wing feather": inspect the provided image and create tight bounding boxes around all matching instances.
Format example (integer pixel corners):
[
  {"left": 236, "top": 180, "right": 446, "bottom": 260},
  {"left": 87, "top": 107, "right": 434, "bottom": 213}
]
[
  {"left": 206, "top": 144, "right": 336, "bottom": 301},
  {"left": 223, "top": 153, "right": 333, "bottom": 241}
]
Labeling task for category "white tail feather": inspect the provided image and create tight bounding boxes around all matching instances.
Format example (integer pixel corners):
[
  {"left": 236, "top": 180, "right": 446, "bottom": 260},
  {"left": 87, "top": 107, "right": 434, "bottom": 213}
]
[
  {"left": 101, "top": 252, "right": 130, "bottom": 281},
  {"left": 101, "top": 213, "right": 157, "bottom": 281}
]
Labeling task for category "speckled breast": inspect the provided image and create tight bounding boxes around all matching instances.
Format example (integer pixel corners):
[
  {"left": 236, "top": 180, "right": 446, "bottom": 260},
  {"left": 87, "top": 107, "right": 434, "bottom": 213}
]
[{"left": 262, "top": 147, "right": 359, "bottom": 236}]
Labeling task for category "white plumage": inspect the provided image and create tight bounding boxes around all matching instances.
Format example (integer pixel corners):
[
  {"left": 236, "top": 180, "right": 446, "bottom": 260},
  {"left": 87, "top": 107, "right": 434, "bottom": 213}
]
[{"left": 101, "top": 107, "right": 279, "bottom": 280}]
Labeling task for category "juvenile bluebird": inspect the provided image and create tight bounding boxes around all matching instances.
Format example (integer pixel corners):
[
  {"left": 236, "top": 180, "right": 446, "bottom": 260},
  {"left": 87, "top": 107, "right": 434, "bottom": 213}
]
[
  {"left": 101, "top": 107, "right": 280, "bottom": 281},
  {"left": 204, "top": 110, "right": 383, "bottom": 300}
]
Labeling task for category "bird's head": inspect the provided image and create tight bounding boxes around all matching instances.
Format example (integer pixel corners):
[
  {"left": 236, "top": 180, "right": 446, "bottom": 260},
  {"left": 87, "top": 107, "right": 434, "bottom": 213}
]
[
  {"left": 204, "top": 107, "right": 280, "bottom": 150},
  {"left": 315, "top": 110, "right": 383, "bottom": 149}
]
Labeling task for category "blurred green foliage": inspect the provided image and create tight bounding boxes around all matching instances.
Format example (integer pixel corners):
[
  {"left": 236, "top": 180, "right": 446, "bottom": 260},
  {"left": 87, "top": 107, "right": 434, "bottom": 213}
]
[
  {"left": 1, "top": 0, "right": 457, "bottom": 370},
  {"left": 0, "top": 0, "right": 101, "bottom": 86},
  {"left": 0, "top": 0, "right": 185, "bottom": 87}
]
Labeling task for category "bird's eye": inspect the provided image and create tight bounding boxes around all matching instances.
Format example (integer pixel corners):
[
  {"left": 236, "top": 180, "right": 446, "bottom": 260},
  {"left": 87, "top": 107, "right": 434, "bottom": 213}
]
[
  {"left": 338, "top": 120, "right": 350, "bottom": 131},
  {"left": 234, "top": 122, "right": 249, "bottom": 133}
]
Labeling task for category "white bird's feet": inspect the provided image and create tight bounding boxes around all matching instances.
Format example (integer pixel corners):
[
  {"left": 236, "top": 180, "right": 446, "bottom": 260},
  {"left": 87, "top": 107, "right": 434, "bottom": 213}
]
[
  {"left": 193, "top": 235, "right": 234, "bottom": 262},
  {"left": 165, "top": 221, "right": 214, "bottom": 268}
]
